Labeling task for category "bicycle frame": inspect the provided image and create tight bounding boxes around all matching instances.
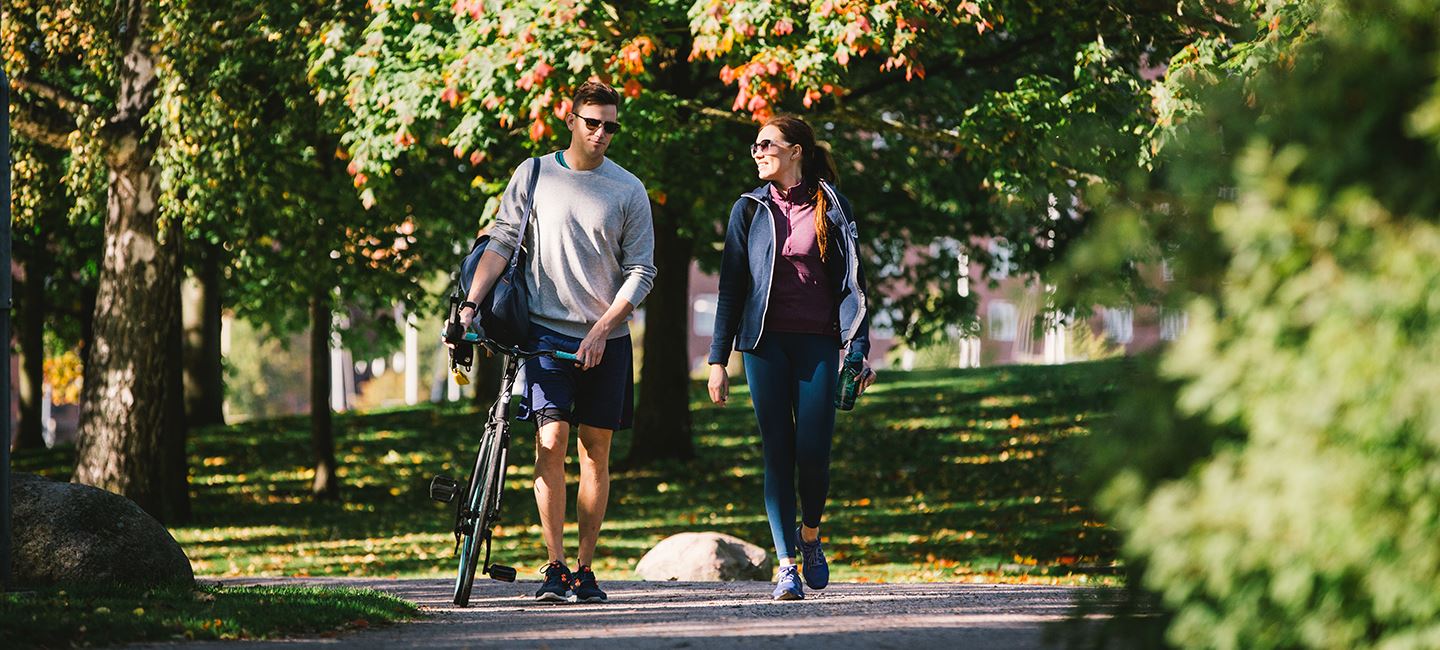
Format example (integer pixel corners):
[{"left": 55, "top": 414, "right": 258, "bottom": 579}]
[{"left": 432, "top": 329, "right": 578, "bottom": 607}]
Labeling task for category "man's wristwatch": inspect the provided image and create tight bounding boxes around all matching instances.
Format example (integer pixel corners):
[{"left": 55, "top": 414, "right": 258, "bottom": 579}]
[{"left": 460, "top": 300, "right": 478, "bottom": 313}]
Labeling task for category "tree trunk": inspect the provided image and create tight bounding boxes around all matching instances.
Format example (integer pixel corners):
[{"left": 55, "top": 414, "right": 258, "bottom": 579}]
[
  {"left": 73, "top": 0, "right": 188, "bottom": 523},
  {"left": 624, "top": 201, "right": 695, "bottom": 467},
  {"left": 310, "top": 286, "right": 339, "bottom": 500},
  {"left": 162, "top": 246, "right": 190, "bottom": 523},
  {"left": 182, "top": 241, "right": 225, "bottom": 428},
  {"left": 77, "top": 283, "right": 98, "bottom": 370},
  {"left": 14, "top": 258, "right": 47, "bottom": 451}
]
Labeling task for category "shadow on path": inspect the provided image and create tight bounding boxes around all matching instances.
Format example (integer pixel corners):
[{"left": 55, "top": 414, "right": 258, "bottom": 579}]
[{"left": 128, "top": 577, "right": 1123, "bottom": 649}]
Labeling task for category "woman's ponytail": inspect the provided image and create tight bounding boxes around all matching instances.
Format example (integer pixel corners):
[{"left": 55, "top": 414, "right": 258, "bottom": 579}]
[{"left": 765, "top": 115, "right": 840, "bottom": 262}]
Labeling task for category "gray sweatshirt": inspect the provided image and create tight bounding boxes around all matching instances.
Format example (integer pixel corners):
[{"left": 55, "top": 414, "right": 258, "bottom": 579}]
[{"left": 486, "top": 154, "right": 657, "bottom": 340}]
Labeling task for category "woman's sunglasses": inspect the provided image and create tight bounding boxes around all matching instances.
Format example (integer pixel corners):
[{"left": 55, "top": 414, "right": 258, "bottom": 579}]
[
  {"left": 750, "top": 139, "right": 793, "bottom": 155},
  {"left": 570, "top": 113, "right": 622, "bottom": 134}
]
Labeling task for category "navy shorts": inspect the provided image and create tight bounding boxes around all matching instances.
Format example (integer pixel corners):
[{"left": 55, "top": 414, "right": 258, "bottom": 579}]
[{"left": 517, "top": 323, "right": 635, "bottom": 431}]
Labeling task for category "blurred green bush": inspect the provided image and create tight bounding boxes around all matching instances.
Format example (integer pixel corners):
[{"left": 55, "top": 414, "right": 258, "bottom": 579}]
[{"left": 1070, "top": 1, "right": 1440, "bottom": 647}]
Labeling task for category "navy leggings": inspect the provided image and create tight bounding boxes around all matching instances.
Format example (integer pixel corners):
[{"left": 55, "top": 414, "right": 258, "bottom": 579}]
[{"left": 742, "top": 332, "right": 839, "bottom": 561}]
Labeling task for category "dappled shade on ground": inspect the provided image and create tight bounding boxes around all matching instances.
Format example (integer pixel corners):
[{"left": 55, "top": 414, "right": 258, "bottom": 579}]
[
  {"left": 0, "top": 583, "right": 417, "bottom": 648},
  {"left": 14, "top": 362, "right": 1125, "bottom": 584}
]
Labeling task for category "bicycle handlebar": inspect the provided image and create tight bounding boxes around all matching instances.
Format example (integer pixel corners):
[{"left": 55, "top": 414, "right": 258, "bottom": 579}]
[{"left": 447, "top": 328, "right": 579, "bottom": 362}]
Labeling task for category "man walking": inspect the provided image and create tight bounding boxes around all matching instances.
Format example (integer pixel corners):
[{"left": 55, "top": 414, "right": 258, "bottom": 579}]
[{"left": 458, "top": 81, "right": 656, "bottom": 603}]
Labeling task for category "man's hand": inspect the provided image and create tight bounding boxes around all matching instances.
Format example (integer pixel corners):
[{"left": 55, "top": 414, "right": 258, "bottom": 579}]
[
  {"left": 576, "top": 321, "right": 610, "bottom": 370},
  {"left": 708, "top": 364, "right": 729, "bottom": 406},
  {"left": 445, "top": 306, "right": 477, "bottom": 350}
]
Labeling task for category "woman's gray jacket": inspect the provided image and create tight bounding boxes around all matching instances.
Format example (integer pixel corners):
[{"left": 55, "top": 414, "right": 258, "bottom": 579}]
[{"left": 708, "top": 180, "right": 872, "bottom": 365}]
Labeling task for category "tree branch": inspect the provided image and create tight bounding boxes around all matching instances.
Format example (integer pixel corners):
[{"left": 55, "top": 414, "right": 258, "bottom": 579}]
[
  {"left": 10, "top": 103, "right": 78, "bottom": 149},
  {"left": 821, "top": 107, "right": 975, "bottom": 148},
  {"left": 11, "top": 77, "right": 94, "bottom": 120},
  {"left": 658, "top": 93, "right": 757, "bottom": 127},
  {"left": 839, "top": 34, "right": 1048, "bottom": 106}
]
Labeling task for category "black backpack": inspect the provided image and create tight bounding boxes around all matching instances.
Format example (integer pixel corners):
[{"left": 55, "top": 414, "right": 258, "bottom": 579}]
[{"left": 445, "top": 157, "right": 542, "bottom": 358}]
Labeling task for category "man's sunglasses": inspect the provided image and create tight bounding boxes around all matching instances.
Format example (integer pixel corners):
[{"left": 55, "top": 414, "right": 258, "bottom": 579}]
[
  {"left": 750, "top": 139, "right": 794, "bottom": 155},
  {"left": 570, "top": 113, "right": 622, "bottom": 134}
]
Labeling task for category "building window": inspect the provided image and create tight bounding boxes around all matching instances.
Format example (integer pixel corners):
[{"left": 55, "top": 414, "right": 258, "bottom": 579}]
[
  {"left": 1161, "top": 308, "right": 1189, "bottom": 341},
  {"left": 1102, "top": 307, "right": 1134, "bottom": 344},
  {"left": 692, "top": 294, "right": 717, "bottom": 337},
  {"left": 987, "top": 301, "right": 1017, "bottom": 342},
  {"left": 1161, "top": 258, "right": 1175, "bottom": 283}
]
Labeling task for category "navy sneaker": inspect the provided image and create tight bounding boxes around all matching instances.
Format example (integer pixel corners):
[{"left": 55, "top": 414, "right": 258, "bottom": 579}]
[
  {"left": 570, "top": 564, "right": 608, "bottom": 603},
  {"left": 535, "top": 560, "right": 571, "bottom": 603},
  {"left": 772, "top": 565, "right": 804, "bottom": 601},
  {"left": 796, "top": 527, "right": 829, "bottom": 590}
]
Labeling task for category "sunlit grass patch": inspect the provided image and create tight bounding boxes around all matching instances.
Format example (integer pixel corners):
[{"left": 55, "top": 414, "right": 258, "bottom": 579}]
[{"left": 15, "top": 361, "right": 1126, "bottom": 585}]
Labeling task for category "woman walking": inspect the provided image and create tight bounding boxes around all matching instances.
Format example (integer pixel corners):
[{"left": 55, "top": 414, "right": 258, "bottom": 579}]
[{"left": 707, "top": 115, "right": 876, "bottom": 600}]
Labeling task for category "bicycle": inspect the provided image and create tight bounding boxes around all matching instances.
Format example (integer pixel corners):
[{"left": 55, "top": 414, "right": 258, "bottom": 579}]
[{"left": 428, "top": 307, "right": 578, "bottom": 607}]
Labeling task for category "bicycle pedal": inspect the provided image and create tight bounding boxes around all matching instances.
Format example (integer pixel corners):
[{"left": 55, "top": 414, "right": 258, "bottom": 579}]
[
  {"left": 487, "top": 564, "right": 517, "bottom": 582},
  {"left": 429, "top": 475, "right": 459, "bottom": 503}
]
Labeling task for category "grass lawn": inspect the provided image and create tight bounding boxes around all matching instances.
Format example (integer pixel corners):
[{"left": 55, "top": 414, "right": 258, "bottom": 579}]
[
  {"left": 0, "top": 583, "right": 417, "bottom": 648},
  {"left": 13, "top": 360, "right": 1126, "bottom": 586}
]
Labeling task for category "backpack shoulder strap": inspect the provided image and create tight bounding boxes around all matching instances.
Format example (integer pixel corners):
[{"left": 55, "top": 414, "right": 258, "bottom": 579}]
[
  {"left": 742, "top": 198, "right": 760, "bottom": 230},
  {"left": 513, "top": 157, "right": 542, "bottom": 255}
]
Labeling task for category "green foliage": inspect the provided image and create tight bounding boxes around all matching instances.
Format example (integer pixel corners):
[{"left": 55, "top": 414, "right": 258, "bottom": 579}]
[
  {"left": 1069, "top": 1, "right": 1440, "bottom": 647},
  {"left": 8, "top": 138, "right": 103, "bottom": 352},
  {"left": 323, "top": 1, "right": 1207, "bottom": 346},
  {"left": 0, "top": 583, "right": 417, "bottom": 648},
  {"left": 4, "top": 0, "right": 471, "bottom": 354},
  {"left": 152, "top": 0, "right": 479, "bottom": 341},
  {"left": 17, "top": 364, "right": 1125, "bottom": 583},
  {"left": 4, "top": 2, "right": 111, "bottom": 351}
]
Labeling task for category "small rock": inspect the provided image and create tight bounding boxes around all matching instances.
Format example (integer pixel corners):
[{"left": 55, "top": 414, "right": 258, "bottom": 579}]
[
  {"left": 635, "top": 532, "right": 771, "bottom": 582},
  {"left": 11, "top": 473, "right": 194, "bottom": 588}
]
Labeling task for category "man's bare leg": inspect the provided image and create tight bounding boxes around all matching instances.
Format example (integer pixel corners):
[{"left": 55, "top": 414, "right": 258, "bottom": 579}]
[
  {"left": 575, "top": 424, "right": 613, "bottom": 568},
  {"left": 534, "top": 420, "right": 571, "bottom": 564}
]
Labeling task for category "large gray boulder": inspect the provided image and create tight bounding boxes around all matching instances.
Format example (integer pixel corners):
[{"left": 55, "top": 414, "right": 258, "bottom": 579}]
[
  {"left": 635, "top": 532, "right": 771, "bottom": 581},
  {"left": 10, "top": 472, "right": 194, "bottom": 588}
]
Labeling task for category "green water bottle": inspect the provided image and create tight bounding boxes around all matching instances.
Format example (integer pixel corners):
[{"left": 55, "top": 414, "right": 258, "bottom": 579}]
[{"left": 835, "top": 348, "right": 866, "bottom": 411}]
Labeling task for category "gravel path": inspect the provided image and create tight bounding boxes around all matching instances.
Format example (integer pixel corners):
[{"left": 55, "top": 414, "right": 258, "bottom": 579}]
[{"left": 134, "top": 577, "right": 1120, "bottom": 649}]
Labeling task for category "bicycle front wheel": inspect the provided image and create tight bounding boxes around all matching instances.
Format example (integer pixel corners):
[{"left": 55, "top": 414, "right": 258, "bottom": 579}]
[{"left": 453, "top": 421, "right": 503, "bottom": 606}]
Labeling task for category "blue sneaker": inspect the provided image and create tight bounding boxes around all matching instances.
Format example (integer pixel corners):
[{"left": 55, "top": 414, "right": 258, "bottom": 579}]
[
  {"left": 570, "top": 564, "right": 608, "bottom": 603},
  {"left": 772, "top": 565, "right": 804, "bottom": 601},
  {"left": 796, "top": 527, "right": 829, "bottom": 589},
  {"left": 534, "top": 560, "right": 571, "bottom": 603}
]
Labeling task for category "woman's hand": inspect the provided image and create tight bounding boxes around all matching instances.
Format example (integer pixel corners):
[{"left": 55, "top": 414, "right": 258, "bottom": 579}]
[
  {"left": 857, "top": 361, "right": 877, "bottom": 395},
  {"left": 708, "top": 364, "right": 730, "bottom": 406}
]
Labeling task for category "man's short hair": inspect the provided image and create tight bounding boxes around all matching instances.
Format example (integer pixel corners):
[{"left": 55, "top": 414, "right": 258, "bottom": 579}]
[{"left": 572, "top": 81, "right": 620, "bottom": 108}]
